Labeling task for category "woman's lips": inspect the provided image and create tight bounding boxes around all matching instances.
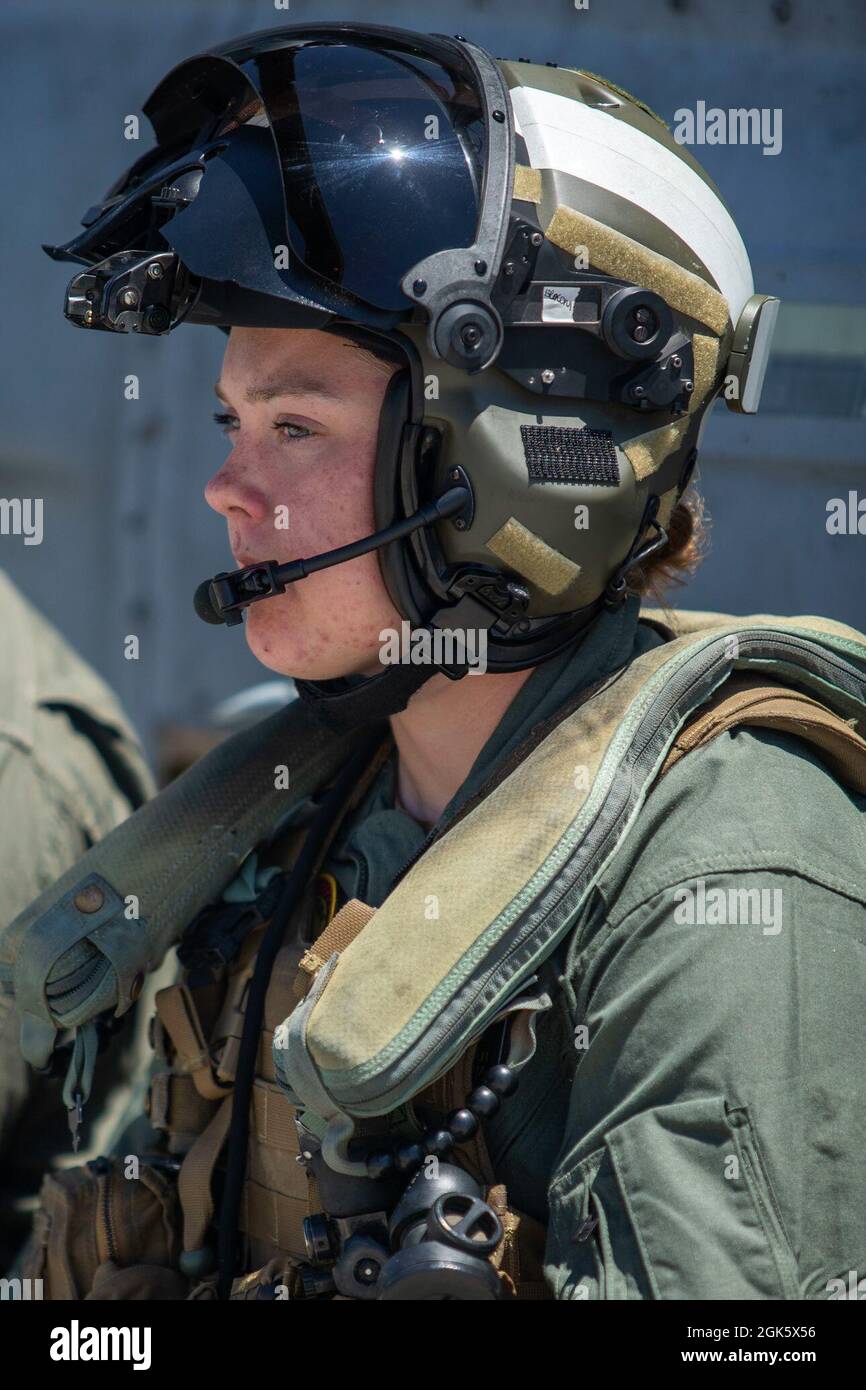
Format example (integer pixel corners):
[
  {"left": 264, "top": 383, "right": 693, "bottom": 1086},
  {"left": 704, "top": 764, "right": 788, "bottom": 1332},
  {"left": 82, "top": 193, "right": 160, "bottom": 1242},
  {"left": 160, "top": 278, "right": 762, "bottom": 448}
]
[
  {"left": 229, "top": 526, "right": 268, "bottom": 567},
  {"left": 233, "top": 545, "right": 303, "bottom": 572}
]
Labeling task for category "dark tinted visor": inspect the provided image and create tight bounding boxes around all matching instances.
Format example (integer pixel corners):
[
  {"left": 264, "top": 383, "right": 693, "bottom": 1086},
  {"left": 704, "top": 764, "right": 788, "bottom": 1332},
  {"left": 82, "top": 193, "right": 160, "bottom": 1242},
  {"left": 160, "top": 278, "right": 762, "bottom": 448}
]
[{"left": 151, "top": 36, "right": 487, "bottom": 313}]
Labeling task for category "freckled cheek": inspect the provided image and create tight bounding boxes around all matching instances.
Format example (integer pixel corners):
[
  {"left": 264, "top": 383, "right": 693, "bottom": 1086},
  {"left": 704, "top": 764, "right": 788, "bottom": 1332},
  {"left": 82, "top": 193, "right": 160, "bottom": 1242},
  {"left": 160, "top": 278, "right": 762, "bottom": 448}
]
[
  {"left": 242, "top": 432, "right": 393, "bottom": 666},
  {"left": 302, "top": 551, "right": 398, "bottom": 636},
  {"left": 306, "top": 552, "right": 382, "bottom": 621},
  {"left": 277, "top": 456, "right": 377, "bottom": 555}
]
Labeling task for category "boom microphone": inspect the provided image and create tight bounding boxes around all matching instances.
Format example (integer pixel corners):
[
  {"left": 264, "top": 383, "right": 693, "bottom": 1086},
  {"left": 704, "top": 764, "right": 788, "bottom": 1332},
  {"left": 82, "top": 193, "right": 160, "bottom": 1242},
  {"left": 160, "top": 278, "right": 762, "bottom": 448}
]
[{"left": 193, "top": 486, "right": 471, "bottom": 628}]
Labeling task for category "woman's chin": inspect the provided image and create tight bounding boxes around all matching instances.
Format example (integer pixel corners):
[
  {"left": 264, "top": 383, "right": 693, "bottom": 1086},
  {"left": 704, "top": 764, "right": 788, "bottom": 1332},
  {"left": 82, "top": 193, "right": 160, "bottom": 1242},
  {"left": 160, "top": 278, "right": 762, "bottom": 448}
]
[
  {"left": 244, "top": 610, "right": 373, "bottom": 683},
  {"left": 243, "top": 608, "right": 300, "bottom": 675}
]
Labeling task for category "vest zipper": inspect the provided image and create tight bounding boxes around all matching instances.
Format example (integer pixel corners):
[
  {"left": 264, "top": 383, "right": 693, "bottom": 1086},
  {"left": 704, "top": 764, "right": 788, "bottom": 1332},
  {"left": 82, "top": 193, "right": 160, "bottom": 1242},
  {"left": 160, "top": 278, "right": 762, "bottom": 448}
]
[
  {"left": 93, "top": 1164, "right": 118, "bottom": 1264},
  {"left": 392, "top": 822, "right": 440, "bottom": 890},
  {"left": 47, "top": 957, "right": 105, "bottom": 1003},
  {"left": 102, "top": 1180, "right": 117, "bottom": 1262},
  {"left": 356, "top": 854, "right": 369, "bottom": 902}
]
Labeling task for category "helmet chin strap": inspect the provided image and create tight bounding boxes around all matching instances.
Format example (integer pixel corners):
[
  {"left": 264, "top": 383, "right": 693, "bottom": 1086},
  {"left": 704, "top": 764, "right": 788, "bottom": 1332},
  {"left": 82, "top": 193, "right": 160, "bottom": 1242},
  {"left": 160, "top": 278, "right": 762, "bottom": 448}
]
[
  {"left": 294, "top": 660, "right": 444, "bottom": 732},
  {"left": 293, "top": 591, "right": 608, "bottom": 733}
]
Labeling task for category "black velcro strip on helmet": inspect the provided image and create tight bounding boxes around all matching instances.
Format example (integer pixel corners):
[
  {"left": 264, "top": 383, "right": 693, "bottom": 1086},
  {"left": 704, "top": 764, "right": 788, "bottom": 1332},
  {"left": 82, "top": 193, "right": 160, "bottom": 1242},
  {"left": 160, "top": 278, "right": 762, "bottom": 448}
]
[{"left": 520, "top": 426, "right": 620, "bottom": 486}]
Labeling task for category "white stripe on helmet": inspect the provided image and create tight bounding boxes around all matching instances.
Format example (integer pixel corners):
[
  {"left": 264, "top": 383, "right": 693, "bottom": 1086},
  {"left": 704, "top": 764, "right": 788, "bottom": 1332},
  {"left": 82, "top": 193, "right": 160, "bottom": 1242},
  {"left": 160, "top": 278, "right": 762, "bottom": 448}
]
[{"left": 510, "top": 85, "right": 754, "bottom": 322}]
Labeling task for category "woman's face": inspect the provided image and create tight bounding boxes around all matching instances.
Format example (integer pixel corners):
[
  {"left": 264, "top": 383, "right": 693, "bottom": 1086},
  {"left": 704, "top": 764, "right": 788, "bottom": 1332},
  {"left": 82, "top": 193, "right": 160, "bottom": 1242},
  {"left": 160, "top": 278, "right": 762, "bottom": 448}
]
[{"left": 205, "top": 326, "right": 404, "bottom": 680}]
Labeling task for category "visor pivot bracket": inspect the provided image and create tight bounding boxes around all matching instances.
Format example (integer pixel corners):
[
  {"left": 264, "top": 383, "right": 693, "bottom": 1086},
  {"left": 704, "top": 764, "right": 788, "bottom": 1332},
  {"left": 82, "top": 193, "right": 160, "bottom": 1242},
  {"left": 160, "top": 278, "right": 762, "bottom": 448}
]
[{"left": 433, "top": 302, "right": 503, "bottom": 372}]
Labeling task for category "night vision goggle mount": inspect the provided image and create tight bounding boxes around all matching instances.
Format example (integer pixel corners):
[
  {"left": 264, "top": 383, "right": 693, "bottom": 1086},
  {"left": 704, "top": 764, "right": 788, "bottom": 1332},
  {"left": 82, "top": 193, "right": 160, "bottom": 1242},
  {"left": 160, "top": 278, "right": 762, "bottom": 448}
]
[
  {"left": 46, "top": 141, "right": 220, "bottom": 335},
  {"left": 63, "top": 249, "right": 196, "bottom": 335}
]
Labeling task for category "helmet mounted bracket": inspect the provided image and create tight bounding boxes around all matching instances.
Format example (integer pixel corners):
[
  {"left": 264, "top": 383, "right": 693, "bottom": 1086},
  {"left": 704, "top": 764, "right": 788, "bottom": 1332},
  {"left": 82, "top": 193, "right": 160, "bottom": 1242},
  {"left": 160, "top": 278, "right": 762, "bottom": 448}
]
[{"left": 399, "top": 36, "right": 516, "bottom": 374}]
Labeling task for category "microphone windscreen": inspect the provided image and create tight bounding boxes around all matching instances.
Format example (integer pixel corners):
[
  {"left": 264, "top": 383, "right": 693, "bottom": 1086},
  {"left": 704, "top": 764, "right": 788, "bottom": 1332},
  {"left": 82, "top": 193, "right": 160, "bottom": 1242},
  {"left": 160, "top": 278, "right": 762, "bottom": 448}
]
[{"left": 194, "top": 579, "right": 224, "bottom": 625}]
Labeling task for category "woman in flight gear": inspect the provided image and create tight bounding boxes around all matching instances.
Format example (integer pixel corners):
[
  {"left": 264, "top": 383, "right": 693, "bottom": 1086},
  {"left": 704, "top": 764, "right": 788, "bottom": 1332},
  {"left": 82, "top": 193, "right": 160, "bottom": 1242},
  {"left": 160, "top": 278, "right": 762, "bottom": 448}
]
[{"left": 4, "top": 22, "right": 866, "bottom": 1300}]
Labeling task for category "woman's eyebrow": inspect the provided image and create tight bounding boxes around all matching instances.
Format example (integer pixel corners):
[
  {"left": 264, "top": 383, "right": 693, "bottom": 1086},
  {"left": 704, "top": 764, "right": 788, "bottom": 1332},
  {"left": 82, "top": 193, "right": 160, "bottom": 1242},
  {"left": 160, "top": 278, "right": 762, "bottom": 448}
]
[{"left": 213, "top": 375, "right": 342, "bottom": 404}]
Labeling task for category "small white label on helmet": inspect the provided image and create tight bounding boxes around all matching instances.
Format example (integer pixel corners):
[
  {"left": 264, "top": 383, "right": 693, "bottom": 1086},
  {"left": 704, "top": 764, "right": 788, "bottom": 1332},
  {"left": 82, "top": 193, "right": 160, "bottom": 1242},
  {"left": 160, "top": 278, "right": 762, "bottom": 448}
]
[{"left": 542, "top": 285, "right": 580, "bottom": 322}]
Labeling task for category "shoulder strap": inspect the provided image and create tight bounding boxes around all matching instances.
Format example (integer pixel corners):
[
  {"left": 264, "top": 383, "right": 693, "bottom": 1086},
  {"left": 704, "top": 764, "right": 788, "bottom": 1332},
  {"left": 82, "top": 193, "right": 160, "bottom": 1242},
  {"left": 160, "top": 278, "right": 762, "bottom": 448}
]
[{"left": 654, "top": 673, "right": 866, "bottom": 794}]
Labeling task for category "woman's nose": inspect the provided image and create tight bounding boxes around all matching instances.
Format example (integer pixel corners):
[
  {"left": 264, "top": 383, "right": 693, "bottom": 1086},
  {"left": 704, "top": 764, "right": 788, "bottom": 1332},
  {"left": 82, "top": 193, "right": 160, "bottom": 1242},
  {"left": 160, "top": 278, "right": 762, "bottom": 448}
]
[{"left": 204, "top": 453, "right": 271, "bottom": 523}]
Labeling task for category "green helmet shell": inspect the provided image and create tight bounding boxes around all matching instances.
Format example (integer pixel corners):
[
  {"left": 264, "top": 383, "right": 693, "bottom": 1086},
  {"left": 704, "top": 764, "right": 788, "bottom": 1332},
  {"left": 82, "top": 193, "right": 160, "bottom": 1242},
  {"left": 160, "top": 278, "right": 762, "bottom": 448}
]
[{"left": 369, "top": 58, "right": 757, "bottom": 644}]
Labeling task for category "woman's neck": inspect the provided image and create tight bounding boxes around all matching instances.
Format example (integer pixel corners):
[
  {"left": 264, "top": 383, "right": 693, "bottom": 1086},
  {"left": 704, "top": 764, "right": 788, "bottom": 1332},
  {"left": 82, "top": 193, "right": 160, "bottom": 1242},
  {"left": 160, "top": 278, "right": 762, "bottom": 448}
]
[{"left": 388, "top": 665, "right": 535, "bottom": 827}]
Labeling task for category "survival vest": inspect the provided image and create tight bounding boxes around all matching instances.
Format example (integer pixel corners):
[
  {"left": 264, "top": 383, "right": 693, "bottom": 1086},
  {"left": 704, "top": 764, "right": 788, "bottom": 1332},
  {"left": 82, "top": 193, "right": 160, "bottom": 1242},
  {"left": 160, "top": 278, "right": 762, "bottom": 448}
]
[{"left": 8, "top": 608, "right": 866, "bottom": 1299}]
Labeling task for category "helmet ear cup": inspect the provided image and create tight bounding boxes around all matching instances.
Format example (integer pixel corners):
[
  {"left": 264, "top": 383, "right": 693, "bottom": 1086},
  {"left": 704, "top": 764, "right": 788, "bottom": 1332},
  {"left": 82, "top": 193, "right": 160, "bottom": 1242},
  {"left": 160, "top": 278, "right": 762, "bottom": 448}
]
[
  {"left": 371, "top": 366, "right": 433, "bottom": 625},
  {"left": 373, "top": 367, "right": 412, "bottom": 531}
]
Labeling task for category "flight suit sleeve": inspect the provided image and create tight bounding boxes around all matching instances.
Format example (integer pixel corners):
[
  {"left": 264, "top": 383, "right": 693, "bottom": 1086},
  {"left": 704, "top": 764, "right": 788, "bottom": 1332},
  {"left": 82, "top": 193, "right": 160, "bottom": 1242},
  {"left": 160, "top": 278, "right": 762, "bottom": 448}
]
[
  {"left": 543, "top": 732, "right": 866, "bottom": 1300},
  {"left": 545, "top": 868, "right": 866, "bottom": 1299}
]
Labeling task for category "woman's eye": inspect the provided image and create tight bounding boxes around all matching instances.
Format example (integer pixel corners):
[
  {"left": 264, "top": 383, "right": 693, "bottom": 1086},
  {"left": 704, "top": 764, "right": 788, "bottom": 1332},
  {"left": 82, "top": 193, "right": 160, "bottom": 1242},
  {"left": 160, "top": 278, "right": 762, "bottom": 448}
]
[
  {"left": 211, "top": 412, "right": 312, "bottom": 443},
  {"left": 273, "top": 421, "right": 314, "bottom": 442}
]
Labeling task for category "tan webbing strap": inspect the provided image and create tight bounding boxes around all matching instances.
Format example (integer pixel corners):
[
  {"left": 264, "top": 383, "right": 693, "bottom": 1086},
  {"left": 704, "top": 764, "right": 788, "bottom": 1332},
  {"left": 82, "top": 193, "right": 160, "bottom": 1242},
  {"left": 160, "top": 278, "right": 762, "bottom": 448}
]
[
  {"left": 482, "top": 1185, "right": 553, "bottom": 1300},
  {"left": 656, "top": 675, "right": 866, "bottom": 792},
  {"left": 214, "top": 924, "right": 267, "bottom": 1086},
  {"left": 297, "top": 898, "right": 377, "bottom": 978},
  {"left": 487, "top": 1186, "right": 520, "bottom": 1293},
  {"left": 147, "top": 1072, "right": 220, "bottom": 1153},
  {"left": 177, "top": 1094, "right": 233, "bottom": 1255},
  {"left": 155, "top": 983, "right": 232, "bottom": 1101}
]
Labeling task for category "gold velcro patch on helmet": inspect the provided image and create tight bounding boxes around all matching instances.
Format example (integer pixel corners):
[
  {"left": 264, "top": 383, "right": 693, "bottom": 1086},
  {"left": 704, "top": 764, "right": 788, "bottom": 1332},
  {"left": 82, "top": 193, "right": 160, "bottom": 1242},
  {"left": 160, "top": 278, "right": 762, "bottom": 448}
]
[
  {"left": 514, "top": 164, "right": 543, "bottom": 204},
  {"left": 691, "top": 332, "right": 724, "bottom": 404},
  {"left": 485, "top": 516, "right": 581, "bottom": 597},
  {"left": 622, "top": 332, "right": 724, "bottom": 482},
  {"left": 624, "top": 418, "right": 690, "bottom": 483},
  {"left": 544, "top": 205, "right": 730, "bottom": 337}
]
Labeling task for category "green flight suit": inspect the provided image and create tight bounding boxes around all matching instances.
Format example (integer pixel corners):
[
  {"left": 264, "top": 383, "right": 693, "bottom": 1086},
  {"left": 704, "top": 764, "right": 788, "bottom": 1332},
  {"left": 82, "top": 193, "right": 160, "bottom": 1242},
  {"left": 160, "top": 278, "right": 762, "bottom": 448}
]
[
  {"left": 14, "top": 589, "right": 864, "bottom": 1300},
  {"left": 285, "top": 595, "right": 866, "bottom": 1299}
]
